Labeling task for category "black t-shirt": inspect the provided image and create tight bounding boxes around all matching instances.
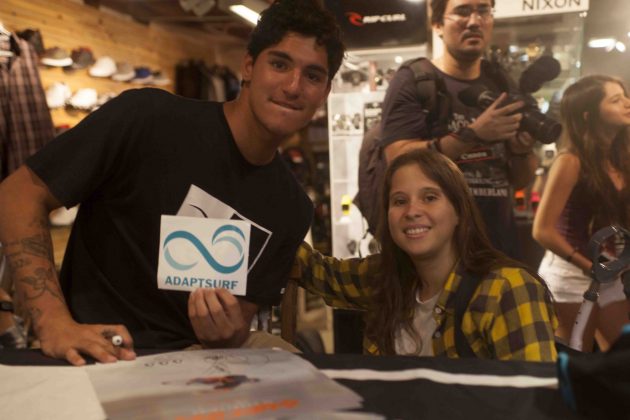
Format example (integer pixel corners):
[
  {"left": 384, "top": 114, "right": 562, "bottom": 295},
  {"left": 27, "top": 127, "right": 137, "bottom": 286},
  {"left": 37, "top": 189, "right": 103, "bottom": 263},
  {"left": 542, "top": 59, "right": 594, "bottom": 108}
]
[
  {"left": 27, "top": 88, "right": 313, "bottom": 349},
  {"left": 380, "top": 61, "right": 518, "bottom": 258}
]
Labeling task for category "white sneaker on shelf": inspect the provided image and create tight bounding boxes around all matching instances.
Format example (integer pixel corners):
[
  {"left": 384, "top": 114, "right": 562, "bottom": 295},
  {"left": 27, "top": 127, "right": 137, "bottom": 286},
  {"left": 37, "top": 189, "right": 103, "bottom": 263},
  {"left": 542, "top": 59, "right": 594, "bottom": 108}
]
[{"left": 49, "top": 206, "right": 78, "bottom": 226}]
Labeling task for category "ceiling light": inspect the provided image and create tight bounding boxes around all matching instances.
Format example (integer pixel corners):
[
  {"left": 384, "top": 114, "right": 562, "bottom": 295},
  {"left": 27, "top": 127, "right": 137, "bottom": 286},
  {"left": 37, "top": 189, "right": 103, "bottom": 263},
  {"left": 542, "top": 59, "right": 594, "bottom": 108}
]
[
  {"left": 587, "top": 38, "right": 616, "bottom": 49},
  {"left": 229, "top": 5, "right": 259, "bottom": 25},
  {"left": 219, "top": 0, "right": 268, "bottom": 26},
  {"left": 616, "top": 41, "right": 626, "bottom": 52}
]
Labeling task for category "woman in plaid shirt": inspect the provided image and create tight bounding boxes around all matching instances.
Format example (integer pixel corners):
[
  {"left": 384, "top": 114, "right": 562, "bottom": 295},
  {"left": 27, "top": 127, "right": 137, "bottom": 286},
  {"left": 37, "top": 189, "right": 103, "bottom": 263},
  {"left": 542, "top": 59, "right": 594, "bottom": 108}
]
[{"left": 292, "top": 149, "right": 557, "bottom": 361}]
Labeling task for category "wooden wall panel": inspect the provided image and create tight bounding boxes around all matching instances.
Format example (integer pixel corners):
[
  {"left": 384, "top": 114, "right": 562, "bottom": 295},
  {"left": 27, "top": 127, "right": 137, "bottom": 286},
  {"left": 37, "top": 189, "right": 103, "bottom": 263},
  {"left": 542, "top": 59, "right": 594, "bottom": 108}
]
[{"left": 0, "top": 0, "right": 246, "bottom": 127}]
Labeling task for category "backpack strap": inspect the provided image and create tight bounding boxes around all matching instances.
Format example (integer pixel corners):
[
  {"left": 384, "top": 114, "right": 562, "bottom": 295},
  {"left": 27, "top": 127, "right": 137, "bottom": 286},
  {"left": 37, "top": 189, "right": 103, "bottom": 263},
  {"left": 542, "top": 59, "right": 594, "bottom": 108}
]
[
  {"left": 399, "top": 57, "right": 451, "bottom": 138},
  {"left": 396, "top": 57, "right": 518, "bottom": 141},
  {"left": 453, "top": 270, "right": 484, "bottom": 358}
]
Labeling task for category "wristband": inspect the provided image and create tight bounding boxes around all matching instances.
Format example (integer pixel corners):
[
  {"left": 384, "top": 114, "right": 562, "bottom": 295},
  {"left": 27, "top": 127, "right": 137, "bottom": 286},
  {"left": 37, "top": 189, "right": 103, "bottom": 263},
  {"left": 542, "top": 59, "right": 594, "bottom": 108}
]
[{"left": 453, "top": 126, "right": 481, "bottom": 145}]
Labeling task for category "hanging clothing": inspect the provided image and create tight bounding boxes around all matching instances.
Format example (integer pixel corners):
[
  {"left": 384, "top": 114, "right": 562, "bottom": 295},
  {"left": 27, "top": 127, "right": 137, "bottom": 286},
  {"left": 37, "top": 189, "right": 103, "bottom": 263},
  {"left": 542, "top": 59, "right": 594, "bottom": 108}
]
[
  {"left": 175, "top": 61, "right": 240, "bottom": 102},
  {"left": 0, "top": 33, "right": 54, "bottom": 179}
]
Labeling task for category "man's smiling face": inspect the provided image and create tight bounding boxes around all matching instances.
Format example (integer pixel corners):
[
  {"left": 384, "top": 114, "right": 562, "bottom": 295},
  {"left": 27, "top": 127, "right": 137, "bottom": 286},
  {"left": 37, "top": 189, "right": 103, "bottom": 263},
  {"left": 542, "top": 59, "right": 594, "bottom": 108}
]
[{"left": 242, "top": 32, "right": 331, "bottom": 139}]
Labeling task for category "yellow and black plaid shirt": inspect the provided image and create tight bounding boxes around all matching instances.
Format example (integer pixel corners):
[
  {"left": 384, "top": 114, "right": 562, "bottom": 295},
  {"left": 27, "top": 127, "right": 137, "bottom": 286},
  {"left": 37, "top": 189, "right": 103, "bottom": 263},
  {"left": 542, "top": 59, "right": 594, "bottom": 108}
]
[{"left": 290, "top": 242, "right": 558, "bottom": 362}]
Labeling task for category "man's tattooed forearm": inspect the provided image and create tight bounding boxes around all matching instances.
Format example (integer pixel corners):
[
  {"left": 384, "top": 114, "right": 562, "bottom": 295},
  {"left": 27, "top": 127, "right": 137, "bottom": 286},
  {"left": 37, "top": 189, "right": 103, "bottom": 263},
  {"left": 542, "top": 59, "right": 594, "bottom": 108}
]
[
  {"left": 18, "top": 267, "right": 64, "bottom": 302},
  {"left": 4, "top": 233, "right": 53, "bottom": 261},
  {"left": 27, "top": 217, "right": 49, "bottom": 230},
  {"left": 28, "top": 307, "right": 42, "bottom": 323},
  {"left": 8, "top": 257, "right": 32, "bottom": 271},
  {"left": 21, "top": 235, "right": 53, "bottom": 259}
]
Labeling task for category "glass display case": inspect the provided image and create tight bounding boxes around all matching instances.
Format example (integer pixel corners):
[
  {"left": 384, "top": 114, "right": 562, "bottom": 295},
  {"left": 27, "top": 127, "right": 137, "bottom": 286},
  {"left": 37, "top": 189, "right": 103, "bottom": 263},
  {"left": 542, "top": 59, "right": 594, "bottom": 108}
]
[
  {"left": 493, "top": 11, "right": 586, "bottom": 121},
  {"left": 327, "top": 46, "right": 426, "bottom": 259}
]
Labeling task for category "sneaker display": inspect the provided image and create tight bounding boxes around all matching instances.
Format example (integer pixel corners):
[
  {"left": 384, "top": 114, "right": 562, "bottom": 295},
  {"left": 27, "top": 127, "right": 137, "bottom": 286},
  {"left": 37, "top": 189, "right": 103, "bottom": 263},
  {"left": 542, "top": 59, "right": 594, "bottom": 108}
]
[
  {"left": 92, "top": 91, "right": 117, "bottom": 111},
  {"left": 41, "top": 47, "right": 73, "bottom": 67},
  {"left": 111, "top": 61, "right": 135, "bottom": 82},
  {"left": 49, "top": 206, "right": 78, "bottom": 227},
  {"left": 131, "top": 66, "right": 153, "bottom": 84},
  {"left": 68, "top": 88, "right": 98, "bottom": 110},
  {"left": 45, "top": 82, "right": 72, "bottom": 109},
  {"left": 151, "top": 71, "right": 171, "bottom": 86},
  {"left": 89, "top": 56, "right": 117, "bottom": 77},
  {"left": 69, "top": 47, "right": 95, "bottom": 69}
]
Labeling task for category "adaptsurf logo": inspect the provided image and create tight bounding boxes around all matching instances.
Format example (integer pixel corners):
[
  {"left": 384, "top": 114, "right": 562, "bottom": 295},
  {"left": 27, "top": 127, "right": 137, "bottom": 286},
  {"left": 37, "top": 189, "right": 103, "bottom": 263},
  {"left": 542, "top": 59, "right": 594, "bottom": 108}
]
[
  {"left": 157, "top": 215, "right": 251, "bottom": 294},
  {"left": 163, "top": 224, "right": 246, "bottom": 274}
]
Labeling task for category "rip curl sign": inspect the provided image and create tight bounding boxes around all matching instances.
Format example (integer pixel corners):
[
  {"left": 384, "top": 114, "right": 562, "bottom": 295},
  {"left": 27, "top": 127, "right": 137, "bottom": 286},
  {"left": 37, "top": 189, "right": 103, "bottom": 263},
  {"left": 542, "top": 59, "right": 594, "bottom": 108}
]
[{"left": 157, "top": 215, "right": 250, "bottom": 295}]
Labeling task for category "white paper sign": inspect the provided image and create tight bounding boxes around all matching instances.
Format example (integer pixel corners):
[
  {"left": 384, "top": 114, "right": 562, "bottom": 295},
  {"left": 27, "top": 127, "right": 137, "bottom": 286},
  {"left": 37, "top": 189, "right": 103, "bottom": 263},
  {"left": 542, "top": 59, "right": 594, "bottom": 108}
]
[
  {"left": 157, "top": 215, "right": 250, "bottom": 295},
  {"left": 495, "top": 0, "right": 589, "bottom": 19}
]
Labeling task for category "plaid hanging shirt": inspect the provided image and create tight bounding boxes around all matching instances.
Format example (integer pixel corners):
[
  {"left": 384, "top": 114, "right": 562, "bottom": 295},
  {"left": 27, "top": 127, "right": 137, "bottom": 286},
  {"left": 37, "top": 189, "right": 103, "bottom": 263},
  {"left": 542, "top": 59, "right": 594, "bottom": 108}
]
[
  {"left": 0, "top": 34, "right": 55, "bottom": 178},
  {"left": 290, "top": 242, "right": 558, "bottom": 362}
]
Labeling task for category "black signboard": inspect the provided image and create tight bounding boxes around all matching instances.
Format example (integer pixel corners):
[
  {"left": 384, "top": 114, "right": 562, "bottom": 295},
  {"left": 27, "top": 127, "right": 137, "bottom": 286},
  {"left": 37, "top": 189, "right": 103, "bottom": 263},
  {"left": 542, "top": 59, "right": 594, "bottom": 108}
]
[{"left": 324, "top": 0, "right": 427, "bottom": 50}]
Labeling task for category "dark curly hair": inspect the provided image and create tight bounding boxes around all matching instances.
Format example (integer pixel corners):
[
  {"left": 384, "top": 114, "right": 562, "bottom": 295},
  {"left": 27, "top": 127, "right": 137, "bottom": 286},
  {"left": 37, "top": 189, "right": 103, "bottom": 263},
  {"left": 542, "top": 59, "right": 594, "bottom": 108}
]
[
  {"left": 246, "top": 0, "right": 345, "bottom": 81},
  {"left": 431, "top": 0, "right": 495, "bottom": 25}
]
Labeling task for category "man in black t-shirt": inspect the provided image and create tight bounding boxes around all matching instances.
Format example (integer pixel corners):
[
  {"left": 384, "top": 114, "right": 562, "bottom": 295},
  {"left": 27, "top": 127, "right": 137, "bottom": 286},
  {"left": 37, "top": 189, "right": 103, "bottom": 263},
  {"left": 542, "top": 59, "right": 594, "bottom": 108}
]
[
  {"left": 0, "top": 0, "right": 345, "bottom": 365},
  {"left": 380, "top": 0, "right": 538, "bottom": 259}
]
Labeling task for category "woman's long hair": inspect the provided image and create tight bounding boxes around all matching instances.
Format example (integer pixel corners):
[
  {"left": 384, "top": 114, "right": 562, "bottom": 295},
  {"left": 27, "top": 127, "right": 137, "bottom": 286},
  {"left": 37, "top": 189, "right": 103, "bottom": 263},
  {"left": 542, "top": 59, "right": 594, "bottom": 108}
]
[
  {"left": 560, "top": 75, "right": 630, "bottom": 227},
  {"left": 364, "top": 149, "right": 536, "bottom": 355}
]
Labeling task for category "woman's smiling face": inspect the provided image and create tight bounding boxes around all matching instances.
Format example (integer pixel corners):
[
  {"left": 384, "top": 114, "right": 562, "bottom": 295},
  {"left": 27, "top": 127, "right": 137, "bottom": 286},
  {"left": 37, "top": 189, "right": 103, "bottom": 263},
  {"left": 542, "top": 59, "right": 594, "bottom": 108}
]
[{"left": 388, "top": 163, "right": 459, "bottom": 264}]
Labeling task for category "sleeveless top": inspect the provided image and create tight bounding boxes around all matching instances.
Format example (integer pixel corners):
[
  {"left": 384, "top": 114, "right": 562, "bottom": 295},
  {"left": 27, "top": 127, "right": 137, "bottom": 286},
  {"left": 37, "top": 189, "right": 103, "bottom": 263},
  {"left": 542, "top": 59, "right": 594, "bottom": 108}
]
[{"left": 555, "top": 176, "right": 593, "bottom": 256}]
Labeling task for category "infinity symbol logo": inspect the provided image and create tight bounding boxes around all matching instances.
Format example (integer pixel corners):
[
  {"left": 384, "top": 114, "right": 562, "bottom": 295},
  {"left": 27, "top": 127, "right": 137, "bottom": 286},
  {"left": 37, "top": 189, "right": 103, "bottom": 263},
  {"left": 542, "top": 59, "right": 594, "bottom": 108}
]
[{"left": 163, "top": 225, "right": 246, "bottom": 274}]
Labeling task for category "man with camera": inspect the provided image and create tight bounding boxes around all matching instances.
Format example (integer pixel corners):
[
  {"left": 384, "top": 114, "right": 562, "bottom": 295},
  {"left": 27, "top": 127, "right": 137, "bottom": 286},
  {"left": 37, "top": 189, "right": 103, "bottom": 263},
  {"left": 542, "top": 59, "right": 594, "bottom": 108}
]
[{"left": 380, "top": 0, "right": 538, "bottom": 258}]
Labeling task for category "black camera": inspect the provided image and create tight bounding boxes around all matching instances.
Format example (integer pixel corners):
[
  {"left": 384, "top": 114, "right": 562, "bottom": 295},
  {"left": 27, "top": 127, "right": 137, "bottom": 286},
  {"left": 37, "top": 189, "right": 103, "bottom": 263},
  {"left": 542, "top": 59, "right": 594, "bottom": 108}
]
[{"left": 459, "top": 56, "right": 562, "bottom": 144}]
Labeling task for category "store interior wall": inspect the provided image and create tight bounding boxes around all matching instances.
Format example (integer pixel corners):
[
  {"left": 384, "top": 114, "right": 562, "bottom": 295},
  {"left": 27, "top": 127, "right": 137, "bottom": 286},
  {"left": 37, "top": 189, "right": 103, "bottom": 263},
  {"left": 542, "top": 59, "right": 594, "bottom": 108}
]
[
  {"left": 0, "top": 0, "right": 246, "bottom": 127},
  {"left": 581, "top": 0, "right": 630, "bottom": 86}
]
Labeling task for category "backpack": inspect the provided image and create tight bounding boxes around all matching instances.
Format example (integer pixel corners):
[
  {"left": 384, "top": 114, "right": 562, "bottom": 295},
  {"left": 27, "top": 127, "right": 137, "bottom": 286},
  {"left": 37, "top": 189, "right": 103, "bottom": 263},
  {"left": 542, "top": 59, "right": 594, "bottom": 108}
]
[
  {"left": 354, "top": 58, "right": 516, "bottom": 236},
  {"left": 354, "top": 58, "right": 449, "bottom": 236}
]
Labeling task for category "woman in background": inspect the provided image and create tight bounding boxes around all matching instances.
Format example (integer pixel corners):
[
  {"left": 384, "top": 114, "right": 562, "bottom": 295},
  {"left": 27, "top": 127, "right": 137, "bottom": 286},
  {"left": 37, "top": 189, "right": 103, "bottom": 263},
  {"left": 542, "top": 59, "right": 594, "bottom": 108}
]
[
  {"left": 533, "top": 75, "right": 630, "bottom": 351},
  {"left": 291, "top": 149, "right": 557, "bottom": 361}
]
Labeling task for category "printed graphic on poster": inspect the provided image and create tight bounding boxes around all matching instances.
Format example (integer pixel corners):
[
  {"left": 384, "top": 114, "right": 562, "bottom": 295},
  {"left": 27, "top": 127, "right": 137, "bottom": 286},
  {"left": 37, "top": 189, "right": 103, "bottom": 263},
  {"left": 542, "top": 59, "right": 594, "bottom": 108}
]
[
  {"left": 157, "top": 215, "right": 250, "bottom": 295},
  {"left": 86, "top": 349, "right": 363, "bottom": 419}
]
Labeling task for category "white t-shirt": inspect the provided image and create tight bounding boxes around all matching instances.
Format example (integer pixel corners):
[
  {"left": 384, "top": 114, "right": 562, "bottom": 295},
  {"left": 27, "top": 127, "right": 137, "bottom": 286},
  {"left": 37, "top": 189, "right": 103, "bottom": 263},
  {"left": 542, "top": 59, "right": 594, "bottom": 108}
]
[{"left": 394, "top": 291, "right": 440, "bottom": 356}]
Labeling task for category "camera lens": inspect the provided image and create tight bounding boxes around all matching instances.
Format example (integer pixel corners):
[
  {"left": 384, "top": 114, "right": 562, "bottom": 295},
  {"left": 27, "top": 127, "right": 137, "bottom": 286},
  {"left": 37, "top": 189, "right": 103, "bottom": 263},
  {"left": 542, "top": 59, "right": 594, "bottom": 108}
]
[
  {"left": 535, "top": 120, "right": 562, "bottom": 144},
  {"left": 521, "top": 110, "right": 562, "bottom": 144}
]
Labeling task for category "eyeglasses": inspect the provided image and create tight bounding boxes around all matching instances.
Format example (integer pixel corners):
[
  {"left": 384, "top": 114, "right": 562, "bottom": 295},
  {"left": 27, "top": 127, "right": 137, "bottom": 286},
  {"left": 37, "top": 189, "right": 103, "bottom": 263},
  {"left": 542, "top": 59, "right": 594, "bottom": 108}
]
[{"left": 445, "top": 4, "right": 494, "bottom": 24}]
